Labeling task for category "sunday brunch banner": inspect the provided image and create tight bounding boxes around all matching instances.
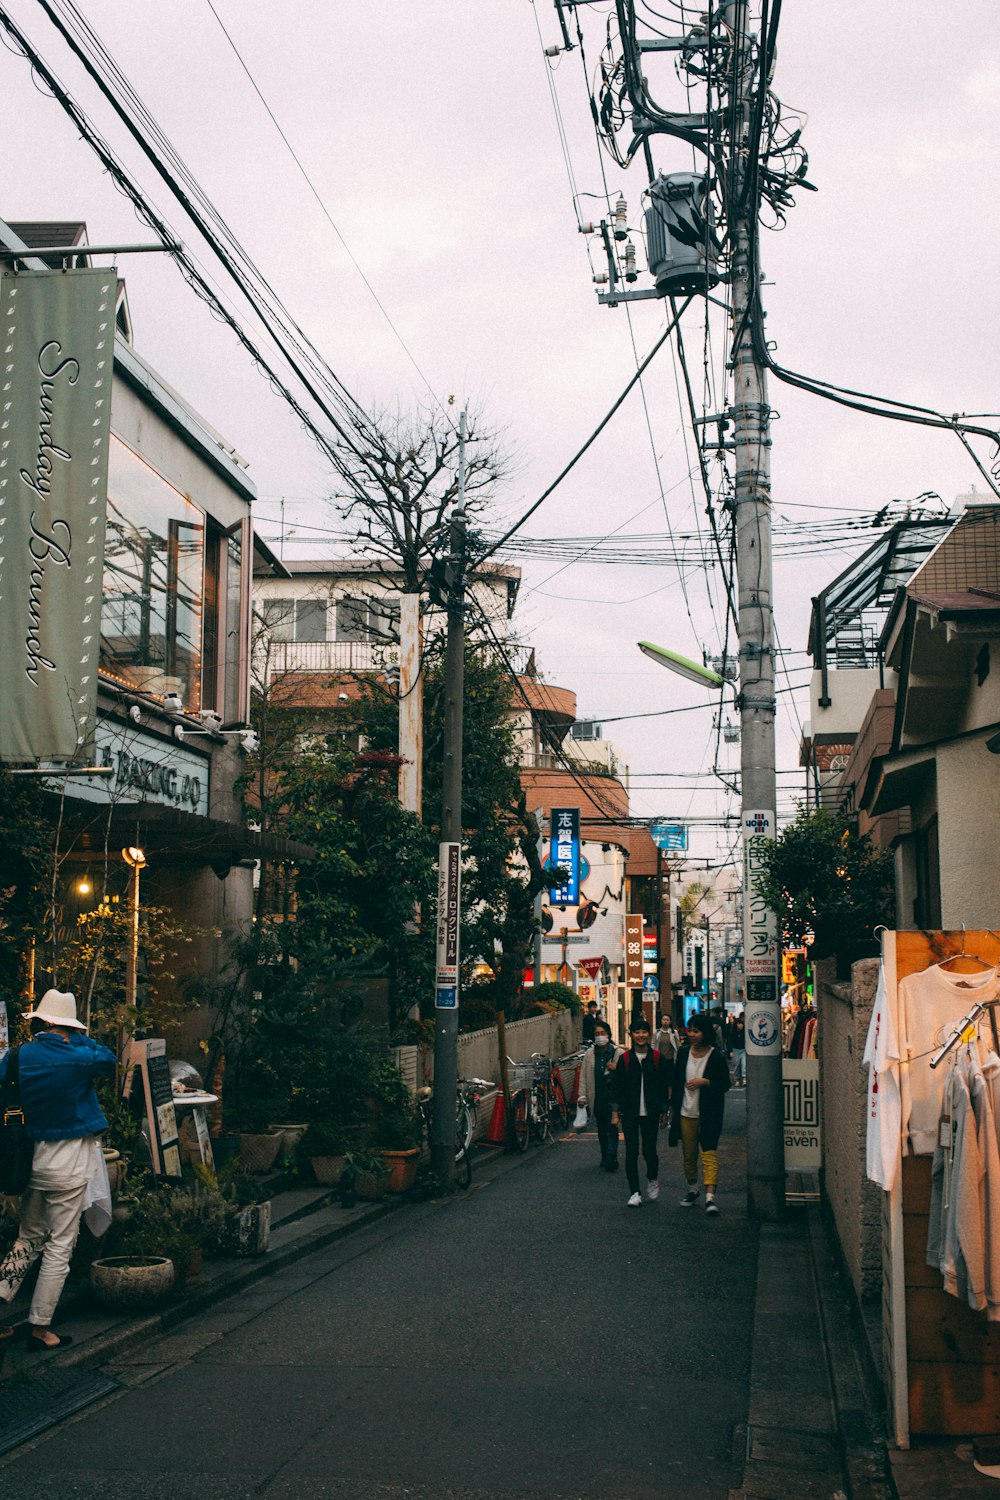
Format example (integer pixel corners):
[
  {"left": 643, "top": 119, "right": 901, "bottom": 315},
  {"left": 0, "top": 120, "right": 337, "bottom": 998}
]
[{"left": 0, "top": 268, "right": 115, "bottom": 761}]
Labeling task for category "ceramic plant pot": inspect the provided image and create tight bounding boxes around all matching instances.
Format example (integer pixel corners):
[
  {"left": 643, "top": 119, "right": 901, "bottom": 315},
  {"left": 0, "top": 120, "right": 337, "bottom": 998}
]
[
  {"left": 381, "top": 1148, "right": 420, "bottom": 1194},
  {"left": 90, "top": 1255, "right": 175, "bottom": 1311},
  {"left": 238, "top": 1131, "right": 282, "bottom": 1173},
  {"left": 310, "top": 1154, "right": 348, "bottom": 1187}
]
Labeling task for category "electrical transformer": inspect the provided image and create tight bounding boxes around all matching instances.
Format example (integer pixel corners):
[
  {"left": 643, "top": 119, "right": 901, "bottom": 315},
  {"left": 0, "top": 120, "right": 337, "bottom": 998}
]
[{"left": 644, "top": 173, "right": 720, "bottom": 295}]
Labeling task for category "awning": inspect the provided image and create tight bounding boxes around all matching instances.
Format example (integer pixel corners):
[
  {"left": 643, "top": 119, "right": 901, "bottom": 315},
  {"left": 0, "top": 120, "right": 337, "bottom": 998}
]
[
  {"left": 50, "top": 795, "right": 315, "bottom": 866},
  {"left": 867, "top": 746, "right": 936, "bottom": 817}
]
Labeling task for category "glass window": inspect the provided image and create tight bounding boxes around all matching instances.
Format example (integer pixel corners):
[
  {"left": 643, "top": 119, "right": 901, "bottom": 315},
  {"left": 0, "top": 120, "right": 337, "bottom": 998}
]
[
  {"left": 262, "top": 598, "right": 294, "bottom": 641},
  {"left": 335, "top": 596, "right": 368, "bottom": 642},
  {"left": 224, "top": 531, "right": 244, "bottom": 722},
  {"left": 295, "top": 599, "right": 328, "bottom": 643},
  {"left": 101, "top": 436, "right": 204, "bottom": 708}
]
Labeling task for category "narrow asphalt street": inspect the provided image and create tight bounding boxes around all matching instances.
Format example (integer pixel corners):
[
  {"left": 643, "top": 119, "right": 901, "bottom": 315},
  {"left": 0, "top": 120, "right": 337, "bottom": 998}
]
[{"left": 1, "top": 1097, "right": 755, "bottom": 1500}]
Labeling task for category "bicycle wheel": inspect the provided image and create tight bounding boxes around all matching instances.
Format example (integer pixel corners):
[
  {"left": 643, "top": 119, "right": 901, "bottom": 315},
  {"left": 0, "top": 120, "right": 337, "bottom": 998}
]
[
  {"left": 550, "top": 1072, "right": 570, "bottom": 1130},
  {"left": 530, "top": 1084, "right": 551, "bottom": 1141},
  {"left": 455, "top": 1100, "right": 476, "bottom": 1156},
  {"left": 512, "top": 1089, "right": 530, "bottom": 1152},
  {"left": 455, "top": 1135, "right": 473, "bottom": 1189}
]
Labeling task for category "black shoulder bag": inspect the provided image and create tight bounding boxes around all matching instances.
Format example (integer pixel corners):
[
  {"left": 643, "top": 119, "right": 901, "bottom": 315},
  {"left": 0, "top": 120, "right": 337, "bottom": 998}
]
[{"left": 0, "top": 1047, "right": 35, "bottom": 1195}]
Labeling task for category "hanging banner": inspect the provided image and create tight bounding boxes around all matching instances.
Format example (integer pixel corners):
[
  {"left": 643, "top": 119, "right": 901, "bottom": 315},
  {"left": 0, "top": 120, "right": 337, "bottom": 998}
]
[
  {"left": 743, "top": 807, "right": 780, "bottom": 1052},
  {"left": 548, "top": 807, "right": 580, "bottom": 904},
  {"left": 0, "top": 267, "right": 115, "bottom": 762},
  {"left": 783, "top": 1058, "right": 821, "bottom": 1169}
]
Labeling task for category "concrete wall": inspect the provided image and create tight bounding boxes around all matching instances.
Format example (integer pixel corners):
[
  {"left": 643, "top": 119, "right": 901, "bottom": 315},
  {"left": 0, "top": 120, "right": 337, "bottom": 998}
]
[
  {"left": 937, "top": 735, "right": 1000, "bottom": 927},
  {"left": 818, "top": 956, "right": 883, "bottom": 1302}
]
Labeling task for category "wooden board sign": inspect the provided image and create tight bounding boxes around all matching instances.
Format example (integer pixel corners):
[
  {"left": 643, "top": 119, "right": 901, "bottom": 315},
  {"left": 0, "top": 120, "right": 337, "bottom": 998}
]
[{"left": 123, "top": 1038, "right": 182, "bottom": 1177}]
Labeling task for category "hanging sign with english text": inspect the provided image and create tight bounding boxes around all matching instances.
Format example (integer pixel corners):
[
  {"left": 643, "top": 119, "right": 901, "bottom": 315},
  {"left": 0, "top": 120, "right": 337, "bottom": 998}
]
[{"left": 0, "top": 268, "right": 115, "bottom": 762}]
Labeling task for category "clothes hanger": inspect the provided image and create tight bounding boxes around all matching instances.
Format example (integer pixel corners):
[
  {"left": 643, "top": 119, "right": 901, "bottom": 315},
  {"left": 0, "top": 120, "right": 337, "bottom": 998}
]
[{"left": 935, "top": 924, "right": 994, "bottom": 974}]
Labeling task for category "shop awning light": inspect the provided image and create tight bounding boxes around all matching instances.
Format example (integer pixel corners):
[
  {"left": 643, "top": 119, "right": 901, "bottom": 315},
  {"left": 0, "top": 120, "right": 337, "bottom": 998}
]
[
  {"left": 121, "top": 846, "right": 147, "bottom": 868},
  {"left": 637, "top": 641, "right": 725, "bottom": 688}
]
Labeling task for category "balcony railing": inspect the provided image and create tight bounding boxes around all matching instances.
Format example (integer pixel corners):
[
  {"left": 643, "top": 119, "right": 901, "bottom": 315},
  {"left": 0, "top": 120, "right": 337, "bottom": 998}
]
[{"left": 262, "top": 640, "right": 398, "bottom": 676}]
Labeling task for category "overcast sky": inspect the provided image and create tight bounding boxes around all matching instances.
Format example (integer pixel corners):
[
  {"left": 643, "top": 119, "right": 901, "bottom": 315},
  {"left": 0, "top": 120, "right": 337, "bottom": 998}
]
[{"left": 3, "top": 1, "right": 998, "bottom": 876}]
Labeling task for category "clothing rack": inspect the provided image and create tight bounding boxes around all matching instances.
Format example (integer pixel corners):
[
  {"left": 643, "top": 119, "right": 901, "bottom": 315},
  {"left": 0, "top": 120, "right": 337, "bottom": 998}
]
[{"left": 929, "top": 997, "right": 1000, "bottom": 1069}]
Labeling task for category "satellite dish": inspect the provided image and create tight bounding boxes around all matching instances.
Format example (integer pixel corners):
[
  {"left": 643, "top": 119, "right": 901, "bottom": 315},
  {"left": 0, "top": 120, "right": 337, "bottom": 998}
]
[{"left": 637, "top": 641, "right": 725, "bottom": 688}]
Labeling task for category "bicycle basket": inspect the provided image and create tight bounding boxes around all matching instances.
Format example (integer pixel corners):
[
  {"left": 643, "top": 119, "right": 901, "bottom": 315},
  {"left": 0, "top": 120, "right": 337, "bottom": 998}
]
[{"left": 507, "top": 1063, "right": 535, "bottom": 1090}]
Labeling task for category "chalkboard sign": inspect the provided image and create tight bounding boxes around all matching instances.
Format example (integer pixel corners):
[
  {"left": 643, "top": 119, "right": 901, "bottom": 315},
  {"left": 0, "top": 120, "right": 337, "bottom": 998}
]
[{"left": 123, "top": 1038, "right": 181, "bottom": 1176}]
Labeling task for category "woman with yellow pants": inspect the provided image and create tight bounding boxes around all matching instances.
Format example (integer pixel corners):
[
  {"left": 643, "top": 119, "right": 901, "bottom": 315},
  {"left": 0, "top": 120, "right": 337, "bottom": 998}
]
[{"left": 668, "top": 1013, "right": 731, "bottom": 1215}]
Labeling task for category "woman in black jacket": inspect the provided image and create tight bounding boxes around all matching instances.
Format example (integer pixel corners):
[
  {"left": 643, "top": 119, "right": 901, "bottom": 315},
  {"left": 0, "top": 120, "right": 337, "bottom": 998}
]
[{"left": 668, "top": 1012, "right": 731, "bottom": 1215}]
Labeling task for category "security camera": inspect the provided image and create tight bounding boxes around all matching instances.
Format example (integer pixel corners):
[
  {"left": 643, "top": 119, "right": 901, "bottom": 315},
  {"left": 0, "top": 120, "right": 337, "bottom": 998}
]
[
  {"left": 338, "top": 692, "right": 349, "bottom": 702},
  {"left": 239, "top": 729, "right": 260, "bottom": 755},
  {"left": 173, "top": 724, "right": 186, "bottom": 743},
  {"left": 128, "top": 703, "right": 142, "bottom": 724},
  {"left": 163, "top": 692, "right": 183, "bottom": 714}
]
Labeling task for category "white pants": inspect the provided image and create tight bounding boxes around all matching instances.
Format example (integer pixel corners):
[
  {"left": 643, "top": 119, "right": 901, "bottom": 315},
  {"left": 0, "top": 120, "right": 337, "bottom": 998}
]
[{"left": 0, "top": 1179, "right": 90, "bottom": 1325}]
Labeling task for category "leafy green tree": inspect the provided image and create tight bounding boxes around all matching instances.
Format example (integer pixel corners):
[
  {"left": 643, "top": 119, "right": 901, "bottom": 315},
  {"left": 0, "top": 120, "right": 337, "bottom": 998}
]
[
  {"left": 755, "top": 808, "right": 895, "bottom": 962},
  {"left": 0, "top": 769, "right": 52, "bottom": 1019}
]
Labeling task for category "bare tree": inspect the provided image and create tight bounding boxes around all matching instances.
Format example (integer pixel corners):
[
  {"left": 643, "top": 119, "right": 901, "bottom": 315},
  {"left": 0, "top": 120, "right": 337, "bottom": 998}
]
[{"left": 332, "top": 403, "right": 513, "bottom": 594}]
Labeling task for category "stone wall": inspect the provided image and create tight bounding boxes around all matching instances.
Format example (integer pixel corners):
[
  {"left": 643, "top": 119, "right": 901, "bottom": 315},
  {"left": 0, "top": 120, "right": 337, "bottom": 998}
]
[{"left": 818, "top": 955, "right": 883, "bottom": 1302}]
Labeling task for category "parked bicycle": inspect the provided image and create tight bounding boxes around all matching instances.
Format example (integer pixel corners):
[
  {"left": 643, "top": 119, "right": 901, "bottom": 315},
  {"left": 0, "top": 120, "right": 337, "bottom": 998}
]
[
  {"left": 533, "top": 1052, "right": 572, "bottom": 1131},
  {"left": 415, "top": 1076, "right": 490, "bottom": 1188},
  {"left": 505, "top": 1055, "right": 569, "bottom": 1151}
]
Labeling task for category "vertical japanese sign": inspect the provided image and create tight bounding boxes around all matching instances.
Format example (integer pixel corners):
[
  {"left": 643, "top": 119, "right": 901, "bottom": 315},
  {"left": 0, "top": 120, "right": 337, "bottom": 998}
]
[
  {"left": 742, "top": 807, "right": 780, "bottom": 1054},
  {"left": 0, "top": 268, "right": 114, "bottom": 762},
  {"left": 435, "top": 840, "right": 461, "bottom": 1009},
  {"left": 549, "top": 806, "right": 580, "bottom": 904},
  {"left": 624, "top": 914, "right": 644, "bottom": 988}
]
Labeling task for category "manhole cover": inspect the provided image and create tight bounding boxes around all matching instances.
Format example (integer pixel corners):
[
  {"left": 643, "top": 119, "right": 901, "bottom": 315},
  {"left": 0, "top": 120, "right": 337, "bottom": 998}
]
[{"left": 0, "top": 1365, "right": 119, "bottom": 1456}]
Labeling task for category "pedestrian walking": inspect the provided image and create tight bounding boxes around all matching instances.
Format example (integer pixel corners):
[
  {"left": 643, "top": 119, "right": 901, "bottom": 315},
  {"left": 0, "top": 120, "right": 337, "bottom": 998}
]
[
  {"left": 611, "top": 1018, "right": 670, "bottom": 1207},
  {"left": 575, "top": 1018, "right": 621, "bottom": 1171},
  {"left": 582, "top": 1001, "right": 599, "bottom": 1045},
  {"left": 669, "top": 1012, "right": 731, "bottom": 1216},
  {"left": 728, "top": 1013, "right": 746, "bottom": 1086},
  {"left": 0, "top": 990, "right": 116, "bottom": 1349},
  {"left": 654, "top": 1012, "right": 681, "bottom": 1063}
]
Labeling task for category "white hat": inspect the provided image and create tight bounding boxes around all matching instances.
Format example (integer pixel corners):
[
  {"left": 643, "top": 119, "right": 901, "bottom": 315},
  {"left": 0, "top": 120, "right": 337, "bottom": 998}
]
[{"left": 26, "top": 989, "right": 87, "bottom": 1031}]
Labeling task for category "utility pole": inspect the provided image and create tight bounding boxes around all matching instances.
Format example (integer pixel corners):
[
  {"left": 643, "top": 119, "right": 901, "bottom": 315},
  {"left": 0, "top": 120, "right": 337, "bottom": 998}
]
[
  {"left": 430, "top": 410, "right": 467, "bottom": 1189},
  {"left": 727, "top": 0, "right": 785, "bottom": 1220}
]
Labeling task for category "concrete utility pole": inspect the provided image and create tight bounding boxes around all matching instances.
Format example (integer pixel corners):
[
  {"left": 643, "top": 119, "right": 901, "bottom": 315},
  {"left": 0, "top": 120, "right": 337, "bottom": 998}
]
[
  {"left": 727, "top": 0, "right": 785, "bottom": 1221},
  {"left": 430, "top": 410, "right": 467, "bottom": 1189},
  {"left": 398, "top": 593, "right": 423, "bottom": 820}
]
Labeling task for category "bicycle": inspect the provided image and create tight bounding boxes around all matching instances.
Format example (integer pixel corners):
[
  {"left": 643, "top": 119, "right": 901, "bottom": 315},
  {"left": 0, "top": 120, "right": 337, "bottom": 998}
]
[
  {"left": 531, "top": 1052, "right": 571, "bottom": 1131},
  {"left": 415, "top": 1077, "right": 488, "bottom": 1188},
  {"left": 507, "top": 1057, "right": 555, "bottom": 1150}
]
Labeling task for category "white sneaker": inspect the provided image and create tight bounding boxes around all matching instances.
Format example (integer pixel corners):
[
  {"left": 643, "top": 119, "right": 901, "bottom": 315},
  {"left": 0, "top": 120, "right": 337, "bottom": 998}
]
[
  {"left": 705, "top": 1195, "right": 720, "bottom": 1216},
  {"left": 627, "top": 1192, "right": 642, "bottom": 1208},
  {"left": 646, "top": 1180, "right": 659, "bottom": 1201}
]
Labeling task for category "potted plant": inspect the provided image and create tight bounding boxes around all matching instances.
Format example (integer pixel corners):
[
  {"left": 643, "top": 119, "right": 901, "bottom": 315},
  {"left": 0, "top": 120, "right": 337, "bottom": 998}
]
[
  {"left": 234, "top": 1100, "right": 282, "bottom": 1174},
  {"left": 217, "top": 1160, "right": 272, "bottom": 1255},
  {"left": 345, "top": 1147, "right": 390, "bottom": 1201},
  {"left": 374, "top": 1107, "right": 421, "bottom": 1194},
  {"left": 300, "top": 1121, "right": 355, "bottom": 1186}
]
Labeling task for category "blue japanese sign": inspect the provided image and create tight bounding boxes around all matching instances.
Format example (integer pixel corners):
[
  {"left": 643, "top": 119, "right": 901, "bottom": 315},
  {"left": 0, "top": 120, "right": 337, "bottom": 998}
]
[
  {"left": 435, "top": 985, "right": 457, "bottom": 1010},
  {"left": 642, "top": 976, "right": 659, "bottom": 992},
  {"left": 650, "top": 822, "right": 688, "bottom": 851},
  {"left": 548, "top": 807, "right": 580, "bottom": 905}
]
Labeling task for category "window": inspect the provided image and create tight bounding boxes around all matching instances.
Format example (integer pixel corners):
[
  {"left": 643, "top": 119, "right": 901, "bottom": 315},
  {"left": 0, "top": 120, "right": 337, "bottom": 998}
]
[
  {"left": 335, "top": 594, "right": 399, "bottom": 643},
  {"left": 262, "top": 598, "right": 294, "bottom": 641},
  {"left": 101, "top": 436, "right": 204, "bottom": 709},
  {"left": 295, "top": 599, "right": 328, "bottom": 643}
]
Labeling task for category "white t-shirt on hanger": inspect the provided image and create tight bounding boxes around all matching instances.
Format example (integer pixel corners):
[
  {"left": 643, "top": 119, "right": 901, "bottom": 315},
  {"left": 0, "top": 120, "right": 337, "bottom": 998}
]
[
  {"left": 863, "top": 963, "right": 902, "bottom": 1191},
  {"left": 898, "top": 963, "right": 1000, "bottom": 1155}
]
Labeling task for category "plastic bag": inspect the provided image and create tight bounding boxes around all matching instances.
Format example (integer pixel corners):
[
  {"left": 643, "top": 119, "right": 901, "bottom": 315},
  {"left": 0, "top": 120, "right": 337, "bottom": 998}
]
[{"left": 573, "top": 1101, "right": 589, "bottom": 1132}]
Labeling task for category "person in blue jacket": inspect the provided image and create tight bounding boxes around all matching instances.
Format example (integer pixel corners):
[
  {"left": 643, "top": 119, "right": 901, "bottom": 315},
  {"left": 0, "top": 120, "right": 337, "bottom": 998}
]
[{"left": 0, "top": 989, "right": 115, "bottom": 1349}]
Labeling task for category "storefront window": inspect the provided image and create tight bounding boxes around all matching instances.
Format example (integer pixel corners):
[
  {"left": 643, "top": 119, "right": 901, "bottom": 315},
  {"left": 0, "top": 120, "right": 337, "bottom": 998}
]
[{"left": 101, "top": 437, "right": 204, "bottom": 708}]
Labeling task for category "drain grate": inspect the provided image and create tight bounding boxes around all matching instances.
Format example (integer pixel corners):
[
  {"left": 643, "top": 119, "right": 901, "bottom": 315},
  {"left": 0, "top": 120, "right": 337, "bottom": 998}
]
[{"left": 0, "top": 1365, "right": 119, "bottom": 1456}]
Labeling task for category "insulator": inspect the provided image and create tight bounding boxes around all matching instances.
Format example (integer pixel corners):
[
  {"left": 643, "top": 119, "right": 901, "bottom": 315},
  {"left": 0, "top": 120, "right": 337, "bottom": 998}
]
[
  {"left": 613, "top": 196, "right": 628, "bottom": 241},
  {"left": 577, "top": 222, "right": 595, "bottom": 234},
  {"left": 592, "top": 272, "right": 609, "bottom": 285},
  {"left": 544, "top": 45, "right": 561, "bottom": 57},
  {"left": 624, "top": 241, "right": 637, "bottom": 282}
]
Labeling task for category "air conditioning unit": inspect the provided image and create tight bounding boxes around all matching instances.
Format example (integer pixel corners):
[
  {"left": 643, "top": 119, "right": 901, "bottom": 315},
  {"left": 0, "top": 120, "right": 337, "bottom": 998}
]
[{"left": 571, "top": 720, "right": 603, "bottom": 742}]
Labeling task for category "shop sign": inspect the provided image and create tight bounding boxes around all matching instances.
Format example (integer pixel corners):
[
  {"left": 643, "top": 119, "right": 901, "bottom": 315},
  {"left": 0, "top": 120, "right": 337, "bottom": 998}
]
[
  {"left": 649, "top": 821, "right": 687, "bottom": 851},
  {"left": 122, "top": 1038, "right": 181, "bottom": 1177},
  {"left": 548, "top": 807, "right": 580, "bottom": 905},
  {"left": 0, "top": 268, "right": 115, "bottom": 762},
  {"left": 45, "top": 720, "right": 210, "bottom": 816},
  {"left": 435, "top": 841, "right": 461, "bottom": 1009},
  {"left": 624, "top": 914, "right": 644, "bottom": 987},
  {"left": 783, "top": 1058, "right": 821, "bottom": 1169}
]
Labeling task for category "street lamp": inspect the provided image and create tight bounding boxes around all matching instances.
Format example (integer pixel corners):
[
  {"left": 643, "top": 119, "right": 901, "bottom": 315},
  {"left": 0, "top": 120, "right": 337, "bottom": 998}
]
[
  {"left": 637, "top": 640, "right": 726, "bottom": 688},
  {"left": 121, "top": 846, "right": 146, "bottom": 1055}
]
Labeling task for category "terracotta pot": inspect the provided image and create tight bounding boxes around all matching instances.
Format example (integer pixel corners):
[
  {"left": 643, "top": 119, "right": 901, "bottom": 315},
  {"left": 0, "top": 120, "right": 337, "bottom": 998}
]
[
  {"left": 354, "top": 1168, "right": 389, "bottom": 1201},
  {"left": 381, "top": 1147, "right": 420, "bottom": 1194},
  {"left": 268, "top": 1122, "right": 308, "bottom": 1155},
  {"left": 90, "top": 1255, "right": 175, "bottom": 1310},
  {"left": 310, "top": 1154, "right": 348, "bottom": 1187},
  {"left": 238, "top": 1131, "right": 282, "bottom": 1173}
]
